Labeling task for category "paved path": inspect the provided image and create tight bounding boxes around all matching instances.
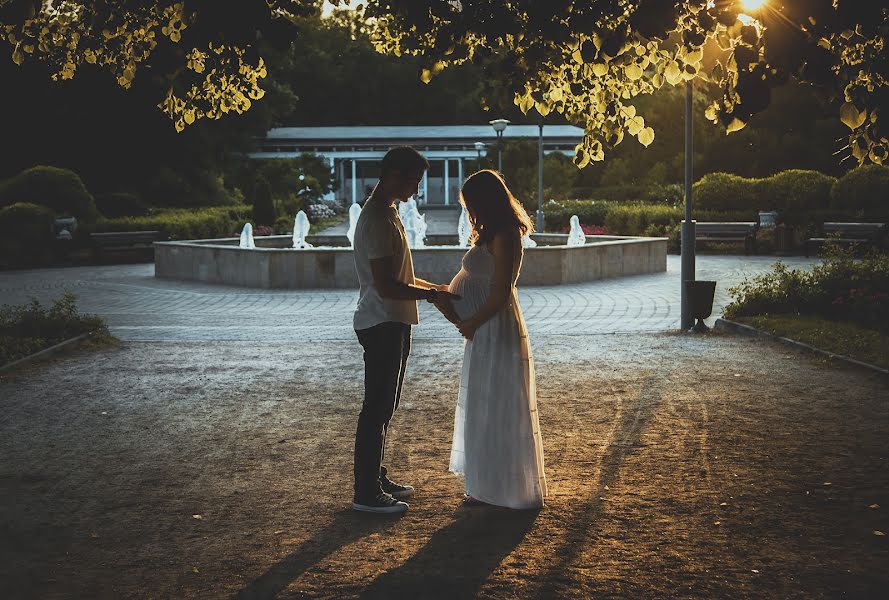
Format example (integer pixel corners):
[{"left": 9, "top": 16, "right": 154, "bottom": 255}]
[{"left": 0, "top": 255, "right": 819, "bottom": 342}]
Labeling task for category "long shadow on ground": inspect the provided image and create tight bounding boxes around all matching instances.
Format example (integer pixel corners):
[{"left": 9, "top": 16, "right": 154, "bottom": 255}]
[
  {"left": 360, "top": 508, "right": 538, "bottom": 599},
  {"left": 526, "top": 374, "right": 663, "bottom": 597},
  {"left": 232, "top": 510, "right": 403, "bottom": 600}
]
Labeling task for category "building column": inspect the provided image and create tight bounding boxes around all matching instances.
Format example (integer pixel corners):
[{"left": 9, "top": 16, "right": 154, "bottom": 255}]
[
  {"left": 351, "top": 159, "right": 357, "bottom": 204},
  {"left": 326, "top": 158, "right": 336, "bottom": 202},
  {"left": 458, "top": 157, "right": 464, "bottom": 184},
  {"left": 443, "top": 159, "right": 449, "bottom": 205},
  {"left": 422, "top": 169, "right": 428, "bottom": 205}
]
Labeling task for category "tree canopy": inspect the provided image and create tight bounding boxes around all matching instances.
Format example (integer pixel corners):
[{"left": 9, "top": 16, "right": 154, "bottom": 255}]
[
  {"left": 0, "top": 1, "right": 319, "bottom": 131},
  {"left": 348, "top": 0, "right": 888, "bottom": 167}
]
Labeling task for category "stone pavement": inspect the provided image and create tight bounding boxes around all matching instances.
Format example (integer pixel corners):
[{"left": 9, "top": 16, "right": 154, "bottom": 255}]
[{"left": 0, "top": 255, "right": 819, "bottom": 342}]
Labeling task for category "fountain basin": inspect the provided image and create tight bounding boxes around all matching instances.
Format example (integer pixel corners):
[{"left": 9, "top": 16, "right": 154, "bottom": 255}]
[{"left": 154, "top": 234, "right": 667, "bottom": 288}]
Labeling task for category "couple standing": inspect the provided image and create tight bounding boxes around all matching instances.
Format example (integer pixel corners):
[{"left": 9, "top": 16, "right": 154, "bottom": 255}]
[{"left": 351, "top": 146, "right": 547, "bottom": 514}]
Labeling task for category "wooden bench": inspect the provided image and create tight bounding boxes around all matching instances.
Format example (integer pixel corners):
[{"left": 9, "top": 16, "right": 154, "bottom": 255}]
[
  {"left": 90, "top": 231, "right": 165, "bottom": 258},
  {"left": 805, "top": 222, "right": 887, "bottom": 257},
  {"left": 693, "top": 222, "right": 757, "bottom": 254}
]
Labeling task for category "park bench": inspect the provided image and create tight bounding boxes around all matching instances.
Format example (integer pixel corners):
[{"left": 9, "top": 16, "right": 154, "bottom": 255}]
[
  {"left": 693, "top": 222, "right": 757, "bottom": 254},
  {"left": 805, "top": 222, "right": 887, "bottom": 257},
  {"left": 90, "top": 231, "right": 166, "bottom": 258}
]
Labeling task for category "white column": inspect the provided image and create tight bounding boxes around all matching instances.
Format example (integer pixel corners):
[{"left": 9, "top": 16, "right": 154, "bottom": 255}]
[
  {"left": 458, "top": 157, "right": 464, "bottom": 184},
  {"left": 422, "top": 169, "right": 428, "bottom": 204},
  {"left": 351, "top": 159, "right": 357, "bottom": 204},
  {"left": 326, "top": 158, "right": 336, "bottom": 202},
  {"left": 443, "top": 159, "right": 450, "bottom": 205}
]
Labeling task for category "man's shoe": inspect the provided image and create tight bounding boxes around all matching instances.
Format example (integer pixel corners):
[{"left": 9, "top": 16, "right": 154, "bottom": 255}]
[
  {"left": 353, "top": 493, "right": 408, "bottom": 514},
  {"left": 380, "top": 475, "right": 415, "bottom": 499}
]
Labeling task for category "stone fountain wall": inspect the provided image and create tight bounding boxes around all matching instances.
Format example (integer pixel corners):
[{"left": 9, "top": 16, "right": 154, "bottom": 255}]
[{"left": 154, "top": 234, "right": 667, "bottom": 289}]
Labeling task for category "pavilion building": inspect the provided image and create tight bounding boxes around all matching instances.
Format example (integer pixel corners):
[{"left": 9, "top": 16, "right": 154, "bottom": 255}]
[{"left": 250, "top": 125, "right": 585, "bottom": 206}]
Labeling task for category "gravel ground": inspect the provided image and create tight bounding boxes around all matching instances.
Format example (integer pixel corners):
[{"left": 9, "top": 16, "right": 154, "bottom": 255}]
[{"left": 1, "top": 331, "right": 887, "bottom": 599}]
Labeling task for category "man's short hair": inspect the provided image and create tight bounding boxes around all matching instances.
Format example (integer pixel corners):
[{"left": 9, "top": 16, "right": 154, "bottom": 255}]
[{"left": 381, "top": 146, "right": 430, "bottom": 177}]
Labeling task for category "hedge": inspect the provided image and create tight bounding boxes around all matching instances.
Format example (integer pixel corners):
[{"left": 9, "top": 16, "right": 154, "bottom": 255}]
[
  {"left": 92, "top": 206, "right": 252, "bottom": 240},
  {"left": 831, "top": 164, "right": 889, "bottom": 212},
  {"left": 694, "top": 169, "right": 836, "bottom": 213},
  {"left": 0, "top": 166, "right": 98, "bottom": 221}
]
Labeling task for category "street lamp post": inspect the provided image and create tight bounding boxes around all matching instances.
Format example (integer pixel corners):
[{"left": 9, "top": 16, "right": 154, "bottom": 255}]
[
  {"left": 489, "top": 118, "right": 510, "bottom": 173},
  {"left": 536, "top": 118, "right": 545, "bottom": 233},
  {"left": 474, "top": 141, "right": 487, "bottom": 171},
  {"left": 680, "top": 80, "right": 696, "bottom": 330}
]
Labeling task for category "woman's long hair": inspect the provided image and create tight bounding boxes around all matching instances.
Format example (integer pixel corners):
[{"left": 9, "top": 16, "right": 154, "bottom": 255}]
[{"left": 460, "top": 170, "right": 534, "bottom": 246}]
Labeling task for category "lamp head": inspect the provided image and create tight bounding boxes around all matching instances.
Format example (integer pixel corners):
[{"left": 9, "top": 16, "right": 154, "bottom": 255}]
[{"left": 489, "top": 118, "right": 510, "bottom": 133}]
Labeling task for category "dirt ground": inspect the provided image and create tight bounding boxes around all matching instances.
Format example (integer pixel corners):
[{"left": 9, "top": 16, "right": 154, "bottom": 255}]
[{"left": 1, "top": 331, "right": 887, "bottom": 599}]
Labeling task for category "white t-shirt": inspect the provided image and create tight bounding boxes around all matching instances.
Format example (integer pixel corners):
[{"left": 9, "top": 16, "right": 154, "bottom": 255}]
[{"left": 352, "top": 200, "right": 419, "bottom": 330}]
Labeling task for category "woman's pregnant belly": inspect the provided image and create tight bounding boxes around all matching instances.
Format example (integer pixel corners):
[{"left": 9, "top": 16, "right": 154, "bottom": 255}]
[{"left": 448, "top": 270, "right": 489, "bottom": 321}]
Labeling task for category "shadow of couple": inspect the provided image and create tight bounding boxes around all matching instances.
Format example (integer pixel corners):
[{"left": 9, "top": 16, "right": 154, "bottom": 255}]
[{"left": 232, "top": 506, "right": 538, "bottom": 599}]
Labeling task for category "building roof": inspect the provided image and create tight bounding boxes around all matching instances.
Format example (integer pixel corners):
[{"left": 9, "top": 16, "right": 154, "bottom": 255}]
[{"left": 265, "top": 125, "right": 585, "bottom": 146}]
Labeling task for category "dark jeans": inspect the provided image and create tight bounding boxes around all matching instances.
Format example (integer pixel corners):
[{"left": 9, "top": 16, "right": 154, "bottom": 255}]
[{"left": 354, "top": 321, "right": 411, "bottom": 500}]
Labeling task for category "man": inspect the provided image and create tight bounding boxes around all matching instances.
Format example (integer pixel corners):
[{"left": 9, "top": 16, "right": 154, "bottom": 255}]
[{"left": 351, "top": 146, "right": 459, "bottom": 514}]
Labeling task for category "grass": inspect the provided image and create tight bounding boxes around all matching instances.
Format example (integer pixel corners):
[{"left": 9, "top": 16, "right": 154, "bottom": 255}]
[{"left": 735, "top": 314, "right": 889, "bottom": 370}]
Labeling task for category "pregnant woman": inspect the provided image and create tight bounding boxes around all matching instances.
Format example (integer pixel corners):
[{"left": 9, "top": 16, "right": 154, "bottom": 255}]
[{"left": 439, "top": 169, "right": 548, "bottom": 510}]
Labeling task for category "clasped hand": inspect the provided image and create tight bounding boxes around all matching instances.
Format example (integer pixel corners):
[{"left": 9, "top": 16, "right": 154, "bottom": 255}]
[{"left": 430, "top": 288, "right": 478, "bottom": 341}]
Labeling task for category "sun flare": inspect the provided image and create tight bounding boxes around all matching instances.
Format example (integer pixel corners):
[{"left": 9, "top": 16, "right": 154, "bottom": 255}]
[{"left": 742, "top": 0, "right": 767, "bottom": 11}]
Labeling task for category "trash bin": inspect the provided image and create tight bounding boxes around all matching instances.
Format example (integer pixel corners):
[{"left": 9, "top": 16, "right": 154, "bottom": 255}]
[{"left": 684, "top": 280, "right": 717, "bottom": 332}]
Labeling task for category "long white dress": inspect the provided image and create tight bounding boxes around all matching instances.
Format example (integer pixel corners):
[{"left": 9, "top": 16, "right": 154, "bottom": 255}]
[{"left": 447, "top": 242, "right": 548, "bottom": 509}]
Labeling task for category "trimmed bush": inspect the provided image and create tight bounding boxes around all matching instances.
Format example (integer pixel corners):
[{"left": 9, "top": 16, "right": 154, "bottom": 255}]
[
  {"left": 542, "top": 199, "right": 610, "bottom": 230},
  {"left": 0, "top": 166, "right": 97, "bottom": 221},
  {"left": 831, "top": 164, "right": 889, "bottom": 211},
  {"left": 94, "top": 192, "right": 149, "bottom": 218},
  {"left": 603, "top": 204, "right": 684, "bottom": 236},
  {"left": 762, "top": 169, "right": 834, "bottom": 211},
  {"left": 695, "top": 169, "right": 837, "bottom": 213},
  {"left": 693, "top": 172, "right": 760, "bottom": 212},
  {"left": 93, "top": 206, "right": 251, "bottom": 240},
  {"left": 0, "top": 202, "right": 56, "bottom": 265}
]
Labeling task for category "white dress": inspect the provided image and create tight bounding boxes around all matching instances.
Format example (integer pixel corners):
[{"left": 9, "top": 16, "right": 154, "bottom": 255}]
[{"left": 448, "top": 243, "right": 548, "bottom": 509}]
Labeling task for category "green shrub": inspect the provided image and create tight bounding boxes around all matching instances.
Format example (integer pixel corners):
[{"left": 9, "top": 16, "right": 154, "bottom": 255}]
[
  {"left": 724, "top": 246, "right": 889, "bottom": 333},
  {"left": 0, "top": 202, "right": 55, "bottom": 265},
  {"left": 695, "top": 169, "right": 838, "bottom": 214},
  {"left": 604, "top": 204, "right": 684, "bottom": 236},
  {"left": 0, "top": 292, "right": 110, "bottom": 365},
  {"left": 93, "top": 206, "right": 251, "bottom": 240},
  {"left": 0, "top": 166, "right": 97, "bottom": 221},
  {"left": 831, "top": 164, "right": 889, "bottom": 211},
  {"left": 541, "top": 199, "right": 611, "bottom": 230},
  {"left": 252, "top": 177, "right": 277, "bottom": 226},
  {"left": 94, "top": 192, "right": 149, "bottom": 218},
  {"left": 762, "top": 169, "right": 835, "bottom": 211},
  {"left": 694, "top": 172, "right": 760, "bottom": 212}
]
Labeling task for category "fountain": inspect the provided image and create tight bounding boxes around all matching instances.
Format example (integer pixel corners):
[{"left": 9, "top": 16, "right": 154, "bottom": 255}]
[
  {"left": 292, "top": 210, "right": 313, "bottom": 249},
  {"left": 398, "top": 197, "right": 427, "bottom": 248},
  {"left": 346, "top": 202, "right": 362, "bottom": 247},
  {"left": 457, "top": 206, "right": 471, "bottom": 248},
  {"left": 567, "top": 215, "right": 586, "bottom": 247},
  {"left": 239, "top": 223, "right": 255, "bottom": 249},
  {"left": 156, "top": 206, "right": 668, "bottom": 289}
]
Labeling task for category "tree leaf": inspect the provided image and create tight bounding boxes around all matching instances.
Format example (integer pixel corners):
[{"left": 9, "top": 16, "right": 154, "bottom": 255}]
[
  {"left": 840, "top": 102, "right": 866, "bottom": 130},
  {"left": 638, "top": 126, "right": 655, "bottom": 146},
  {"left": 627, "top": 115, "right": 644, "bottom": 136}
]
